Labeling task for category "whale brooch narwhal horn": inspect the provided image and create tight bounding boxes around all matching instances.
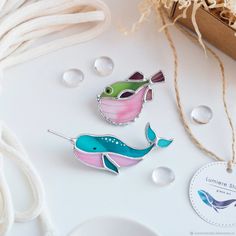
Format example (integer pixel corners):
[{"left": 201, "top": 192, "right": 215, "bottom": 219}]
[
  {"left": 48, "top": 123, "right": 173, "bottom": 175},
  {"left": 97, "top": 71, "right": 165, "bottom": 126}
]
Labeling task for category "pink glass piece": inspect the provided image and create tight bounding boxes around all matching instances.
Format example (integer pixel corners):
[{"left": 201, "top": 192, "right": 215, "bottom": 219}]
[
  {"left": 73, "top": 149, "right": 141, "bottom": 170},
  {"left": 98, "top": 86, "right": 148, "bottom": 125},
  {"left": 74, "top": 149, "right": 103, "bottom": 168}
]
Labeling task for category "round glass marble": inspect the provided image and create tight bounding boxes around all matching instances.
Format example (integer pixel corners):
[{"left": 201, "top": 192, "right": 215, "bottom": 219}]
[
  {"left": 152, "top": 167, "right": 175, "bottom": 186},
  {"left": 62, "top": 69, "right": 84, "bottom": 88},
  {"left": 191, "top": 105, "right": 213, "bottom": 124},
  {"left": 94, "top": 56, "right": 114, "bottom": 76}
]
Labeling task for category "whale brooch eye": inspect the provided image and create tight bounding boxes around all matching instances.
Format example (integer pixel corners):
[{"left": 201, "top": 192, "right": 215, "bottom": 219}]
[{"left": 104, "top": 86, "right": 113, "bottom": 95}]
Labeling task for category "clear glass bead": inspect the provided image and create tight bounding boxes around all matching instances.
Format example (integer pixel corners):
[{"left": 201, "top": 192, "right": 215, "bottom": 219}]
[
  {"left": 94, "top": 56, "right": 114, "bottom": 76},
  {"left": 191, "top": 105, "right": 213, "bottom": 124},
  {"left": 152, "top": 167, "right": 175, "bottom": 186},
  {"left": 62, "top": 69, "right": 84, "bottom": 88}
]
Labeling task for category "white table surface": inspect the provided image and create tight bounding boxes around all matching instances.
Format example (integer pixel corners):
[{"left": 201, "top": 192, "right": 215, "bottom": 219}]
[{"left": 0, "top": 0, "right": 236, "bottom": 235}]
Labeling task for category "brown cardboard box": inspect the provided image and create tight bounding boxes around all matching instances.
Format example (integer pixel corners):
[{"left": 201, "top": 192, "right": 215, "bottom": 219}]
[{"left": 169, "top": 2, "right": 236, "bottom": 60}]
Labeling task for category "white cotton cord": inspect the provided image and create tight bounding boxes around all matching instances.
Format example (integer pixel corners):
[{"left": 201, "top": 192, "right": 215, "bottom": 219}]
[
  {"left": 0, "top": 0, "right": 7, "bottom": 12},
  {"left": 0, "top": 11, "right": 106, "bottom": 56},
  {"left": 39, "top": 207, "right": 57, "bottom": 236},
  {"left": 0, "top": 0, "right": 111, "bottom": 92},
  {"left": 0, "top": 122, "right": 56, "bottom": 235},
  {"left": 0, "top": 20, "right": 109, "bottom": 70},
  {"left": 0, "top": 0, "right": 111, "bottom": 73},
  {"left": 0, "top": 122, "right": 46, "bottom": 219},
  {"left": 0, "top": 0, "right": 110, "bottom": 52},
  {"left": 0, "top": 70, "right": 3, "bottom": 93},
  {"left": 1, "top": 38, "right": 36, "bottom": 60},
  {"left": 0, "top": 156, "right": 14, "bottom": 235}
]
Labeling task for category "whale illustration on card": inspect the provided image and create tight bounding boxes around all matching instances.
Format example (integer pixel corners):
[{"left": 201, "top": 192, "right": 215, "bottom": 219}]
[{"left": 198, "top": 190, "right": 236, "bottom": 213}]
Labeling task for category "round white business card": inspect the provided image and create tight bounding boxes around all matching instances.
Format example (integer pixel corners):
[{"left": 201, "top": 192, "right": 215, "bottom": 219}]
[{"left": 189, "top": 162, "right": 236, "bottom": 227}]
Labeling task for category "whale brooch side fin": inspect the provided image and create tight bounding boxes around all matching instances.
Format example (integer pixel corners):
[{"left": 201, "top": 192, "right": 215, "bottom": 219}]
[{"left": 102, "top": 154, "right": 119, "bottom": 174}]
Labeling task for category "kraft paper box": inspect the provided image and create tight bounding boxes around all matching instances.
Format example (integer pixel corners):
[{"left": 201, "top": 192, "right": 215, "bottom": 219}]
[{"left": 169, "top": 2, "right": 236, "bottom": 60}]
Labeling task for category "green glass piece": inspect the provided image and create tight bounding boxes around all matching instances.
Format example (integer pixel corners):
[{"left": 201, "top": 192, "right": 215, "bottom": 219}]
[{"left": 100, "top": 81, "right": 148, "bottom": 98}]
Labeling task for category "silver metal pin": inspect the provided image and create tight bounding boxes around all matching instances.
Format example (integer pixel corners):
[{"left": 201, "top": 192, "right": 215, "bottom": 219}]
[{"left": 48, "top": 129, "right": 76, "bottom": 144}]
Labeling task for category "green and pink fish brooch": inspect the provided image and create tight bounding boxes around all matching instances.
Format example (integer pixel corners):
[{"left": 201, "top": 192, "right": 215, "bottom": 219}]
[
  {"left": 97, "top": 71, "right": 165, "bottom": 125},
  {"left": 48, "top": 123, "right": 173, "bottom": 175}
]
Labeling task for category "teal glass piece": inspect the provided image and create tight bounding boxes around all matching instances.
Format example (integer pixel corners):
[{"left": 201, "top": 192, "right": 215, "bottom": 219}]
[
  {"left": 157, "top": 139, "right": 173, "bottom": 148},
  {"left": 76, "top": 135, "right": 107, "bottom": 153},
  {"left": 102, "top": 155, "right": 119, "bottom": 174},
  {"left": 145, "top": 123, "right": 156, "bottom": 142},
  {"left": 76, "top": 135, "right": 154, "bottom": 158}
]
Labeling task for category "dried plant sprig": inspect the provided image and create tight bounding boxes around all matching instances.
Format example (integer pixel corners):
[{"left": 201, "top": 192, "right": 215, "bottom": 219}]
[{"left": 125, "top": 0, "right": 236, "bottom": 49}]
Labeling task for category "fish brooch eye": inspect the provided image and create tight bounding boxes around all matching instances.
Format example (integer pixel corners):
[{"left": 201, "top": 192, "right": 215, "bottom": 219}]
[
  {"left": 48, "top": 123, "right": 173, "bottom": 175},
  {"left": 97, "top": 71, "right": 165, "bottom": 125},
  {"left": 104, "top": 86, "right": 113, "bottom": 95}
]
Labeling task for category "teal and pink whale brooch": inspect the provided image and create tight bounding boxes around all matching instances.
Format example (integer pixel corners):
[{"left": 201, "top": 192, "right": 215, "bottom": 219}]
[
  {"left": 97, "top": 71, "right": 164, "bottom": 125},
  {"left": 48, "top": 123, "right": 172, "bottom": 174}
]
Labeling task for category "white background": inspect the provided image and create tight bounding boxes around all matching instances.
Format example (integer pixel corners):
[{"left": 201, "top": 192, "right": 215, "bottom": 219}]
[{"left": 0, "top": 0, "right": 236, "bottom": 235}]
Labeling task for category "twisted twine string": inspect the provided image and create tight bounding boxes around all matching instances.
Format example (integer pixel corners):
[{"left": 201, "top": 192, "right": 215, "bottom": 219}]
[{"left": 157, "top": 6, "right": 235, "bottom": 167}]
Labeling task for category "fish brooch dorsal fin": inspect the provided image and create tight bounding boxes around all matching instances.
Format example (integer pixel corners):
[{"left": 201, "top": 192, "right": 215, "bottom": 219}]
[
  {"left": 102, "top": 154, "right": 119, "bottom": 174},
  {"left": 128, "top": 72, "right": 144, "bottom": 81}
]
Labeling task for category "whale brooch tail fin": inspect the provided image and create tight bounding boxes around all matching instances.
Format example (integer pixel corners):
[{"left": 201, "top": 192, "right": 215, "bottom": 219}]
[{"left": 145, "top": 123, "right": 173, "bottom": 148}]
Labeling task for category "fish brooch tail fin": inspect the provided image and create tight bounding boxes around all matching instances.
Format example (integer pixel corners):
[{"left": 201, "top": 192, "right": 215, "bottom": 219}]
[
  {"left": 150, "top": 71, "right": 165, "bottom": 84},
  {"left": 145, "top": 123, "right": 173, "bottom": 148}
]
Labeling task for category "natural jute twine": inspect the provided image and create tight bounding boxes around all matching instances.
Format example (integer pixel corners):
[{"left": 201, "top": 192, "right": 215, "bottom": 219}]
[{"left": 157, "top": 6, "right": 235, "bottom": 170}]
